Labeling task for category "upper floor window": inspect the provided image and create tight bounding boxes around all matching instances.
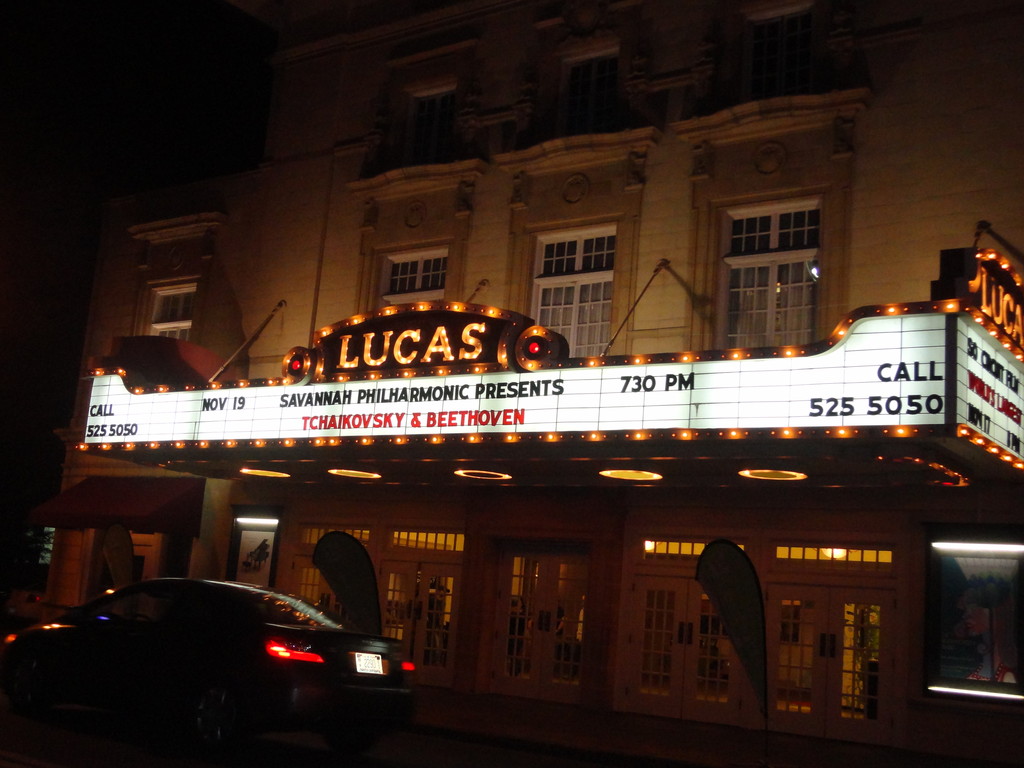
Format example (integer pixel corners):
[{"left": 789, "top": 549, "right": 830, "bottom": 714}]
[
  {"left": 150, "top": 284, "right": 196, "bottom": 340},
  {"left": 723, "top": 201, "right": 819, "bottom": 348},
  {"left": 409, "top": 88, "right": 456, "bottom": 165},
  {"left": 565, "top": 54, "right": 619, "bottom": 135},
  {"left": 382, "top": 248, "right": 448, "bottom": 304},
  {"left": 533, "top": 227, "right": 616, "bottom": 357},
  {"left": 748, "top": 9, "right": 813, "bottom": 100}
]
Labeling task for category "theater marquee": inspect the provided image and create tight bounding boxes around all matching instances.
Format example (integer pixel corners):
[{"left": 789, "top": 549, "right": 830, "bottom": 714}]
[{"left": 77, "top": 307, "right": 1013, "bottom": 465}]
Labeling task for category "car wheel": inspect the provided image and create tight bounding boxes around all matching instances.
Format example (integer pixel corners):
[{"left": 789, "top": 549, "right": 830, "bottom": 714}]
[
  {"left": 322, "top": 727, "right": 380, "bottom": 754},
  {"left": 190, "top": 684, "right": 244, "bottom": 748},
  {"left": 8, "top": 656, "right": 53, "bottom": 718}
]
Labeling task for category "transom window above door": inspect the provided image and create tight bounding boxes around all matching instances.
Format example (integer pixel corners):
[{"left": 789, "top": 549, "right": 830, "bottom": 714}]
[
  {"left": 382, "top": 248, "right": 448, "bottom": 304},
  {"left": 533, "top": 227, "right": 616, "bottom": 358},
  {"left": 723, "top": 200, "right": 820, "bottom": 349}
]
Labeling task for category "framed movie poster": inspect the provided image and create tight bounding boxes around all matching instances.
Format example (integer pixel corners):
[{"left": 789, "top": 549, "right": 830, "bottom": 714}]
[
  {"left": 228, "top": 508, "right": 280, "bottom": 588},
  {"left": 927, "top": 532, "right": 1024, "bottom": 701}
]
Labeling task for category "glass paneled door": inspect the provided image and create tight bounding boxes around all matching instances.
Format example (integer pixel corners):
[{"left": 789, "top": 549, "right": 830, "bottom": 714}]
[
  {"left": 493, "top": 547, "right": 588, "bottom": 703},
  {"left": 382, "top": 561, "right": 459, "bottom": 687},
  {"left": 620, "top": 575, "right": 746, "bottom": 725},
  {"left": 767, "top": 585, "right": 892, "bottom": 745}
]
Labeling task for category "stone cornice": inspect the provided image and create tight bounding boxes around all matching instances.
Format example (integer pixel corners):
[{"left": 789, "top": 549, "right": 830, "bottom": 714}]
[
  {"left": 127, "top": 212, "right": 227, "bottom": 243},
  {"left": 670, "top": 89, "right": 871, "bottom": 146},
  {"left": 347, "top": 158, "right": 489, "bottom": 200},
  {"left": 493, "top": 126, "right": 660, "bottom": 175}
]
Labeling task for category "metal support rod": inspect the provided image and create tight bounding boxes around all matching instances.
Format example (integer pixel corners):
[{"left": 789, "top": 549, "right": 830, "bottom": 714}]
[
  {"left": 601, "top": 259, "right": 670, "bottom": 357},
  {"left": 208, "top": 299, "right": 287, "bottom": 383},
  {"left": 975, "top": 220, "right": 1024, "bottom": 266},
  {"left": 466, "top": 278, "right": 490, "bottom": 304}
]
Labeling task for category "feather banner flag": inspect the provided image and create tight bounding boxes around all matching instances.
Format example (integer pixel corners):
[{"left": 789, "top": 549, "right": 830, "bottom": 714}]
[{"left": 696, "top": 539, "right": 768, "bottom": 718}]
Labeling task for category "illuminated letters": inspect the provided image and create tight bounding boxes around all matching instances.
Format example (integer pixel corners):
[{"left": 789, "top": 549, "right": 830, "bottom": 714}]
[
  {"left": 459, "top": 323, "right": 486, "bottom": 360},
  {"left": 332, "top": 322, "right": 489, "bottom": 370},
  {"left": 393, "top": 329, "right": 421, "bottom": 364},
  {"left": 969, "top": 261, "right": 1024, "bottom": 348}
]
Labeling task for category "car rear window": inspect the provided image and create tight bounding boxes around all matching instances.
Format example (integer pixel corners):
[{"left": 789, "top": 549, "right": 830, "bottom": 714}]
[{"left": 253, "top": 591, "right": 345, "bottom": 629}]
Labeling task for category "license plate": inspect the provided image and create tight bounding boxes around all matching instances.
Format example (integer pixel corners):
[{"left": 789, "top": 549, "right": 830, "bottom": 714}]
[{"left": 353, "top": 652, "right": 384, "bottom": 675}]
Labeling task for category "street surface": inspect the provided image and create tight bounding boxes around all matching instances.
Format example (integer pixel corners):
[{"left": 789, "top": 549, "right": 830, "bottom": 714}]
[{"left": 0, "top": 696, "right": 634, "bottom": 768}]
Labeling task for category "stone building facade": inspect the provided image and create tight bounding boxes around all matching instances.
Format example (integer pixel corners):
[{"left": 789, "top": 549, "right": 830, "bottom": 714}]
[{"left": 33, "top": 1, "right": 1024, "bottom": 762}]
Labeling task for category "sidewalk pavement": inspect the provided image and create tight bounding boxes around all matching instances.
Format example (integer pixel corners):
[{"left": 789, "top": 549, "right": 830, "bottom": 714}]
[{"left": 411, "top": 685, "right": 1014, "bottom": 768}]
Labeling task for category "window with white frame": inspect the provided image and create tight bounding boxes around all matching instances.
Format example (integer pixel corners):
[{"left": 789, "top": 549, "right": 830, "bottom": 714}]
[
  {"left": 409, "top": 87, "right": 456, "bottom": 165},
  {"left": 533, "top": 227, "right": 615, "bottom": 357},
  {"left": 565, "top": 54, "right": 619, "bottom": 135},
  {"left": 748, "top": 8, "right": 813, "bottom": 100},
  {"left": 382, "top": 248, "right": 448, "bottom": 304},
  {"left": 150, "top": 284, "right": 196, "bottom": 340},
  {"left": 723, "top": 201, "right": 819, "bottom": 348}
]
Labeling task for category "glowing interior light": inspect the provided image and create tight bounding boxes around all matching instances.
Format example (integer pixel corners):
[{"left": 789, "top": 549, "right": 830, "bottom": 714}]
[
  {"left": 932, "top": 542, "right": 1024, "bottom": 553},
  {"left": 820, "top": 547, "right": 847, "bottom": 559},
  {"left": 928, "top": 686, "right": 1024, "bottom": 701}
]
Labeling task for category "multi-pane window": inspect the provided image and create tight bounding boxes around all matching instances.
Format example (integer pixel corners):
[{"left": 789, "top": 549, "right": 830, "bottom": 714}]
[
  {"left": 534, "top": 229, "right": 615, "bottom": 357},
  {"left": 383, "top": 249, "right": 447, "bottom": 303},
  {"left": 410, "top": 90, "right": 455, "bottom": 165},
  {"left": 565, "top": 55, "right": 619, "bottom": 135},
  {"left": 724, "top": 203, "right": 819, "bottom": 348},
  {"left": 150, "top": 284, "right": 196, "bottom": 340},
  {"left": 749, "top": 10, "right": 813, "bottom": 100}
]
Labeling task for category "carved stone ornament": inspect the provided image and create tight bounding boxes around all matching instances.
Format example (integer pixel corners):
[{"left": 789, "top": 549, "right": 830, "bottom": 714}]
[
  {"left": 754, "top": 142, "right": 787, "bottom": 175},
  {"left": 405, "top": 201, "right": 426, "bottom": 228},
  {"left": 166, "top": 244, "right": 183, "bottom": 270},
  {"left": 511, "top": 171, "right": 528, "bottom": 207},
  {"left": 562, "top": 0, "right": 613, "bottom": 37},
  {"left": 362, "top": 198, "right": 379, "bottom": 230},
  {"left": 457, "top": 179, "right": 475, "bottom": 214},
  {"left": 626, "top": 149, "right": 646, "bottom": 189},
  {"left": 562, "top": 173, "right": 590, "bottom": 203},
  {"left": 691, "top": 142, "right": 714, "bottom": 179},
  {"left": 833, "top": 115, "right": 855, "bottom": 156}
]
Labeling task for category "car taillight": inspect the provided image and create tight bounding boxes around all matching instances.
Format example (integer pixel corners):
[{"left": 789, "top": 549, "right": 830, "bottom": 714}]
[
  {"left": 401, "top": 660, "right": 416, "bottom": 672},
  {"left": 264, "top": 638, "right": 325, "bottom": 663}
]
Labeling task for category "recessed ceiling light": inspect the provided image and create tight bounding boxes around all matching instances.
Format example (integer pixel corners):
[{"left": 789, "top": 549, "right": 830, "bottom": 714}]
[
  {"left": 454, "top": 469, "right": 512, "bottom": 480},
  {"left": 240, "top": 467, "right": 291, "bottom": 478},
  {"left": 599, "top": 469, "right": 663, "bottom": 481},
  {"left": 328, "top": 468, "right": 382, "bottom": 479},
  {"left": 235, "top": 517, "right": 279, "bottom": 527},
  {"left": 738, "top": 469, "right": 807, "bottom": 481}
]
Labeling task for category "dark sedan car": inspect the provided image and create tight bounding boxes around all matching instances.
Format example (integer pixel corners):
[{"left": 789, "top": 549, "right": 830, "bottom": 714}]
[{"left": 0, "top": 578, "right": 414, "bottom": 752}]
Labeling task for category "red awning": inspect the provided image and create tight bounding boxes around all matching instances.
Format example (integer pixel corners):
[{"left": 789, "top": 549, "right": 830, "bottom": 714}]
[{"left": 28, "top": 477, "right": 206, "bottom": 537}]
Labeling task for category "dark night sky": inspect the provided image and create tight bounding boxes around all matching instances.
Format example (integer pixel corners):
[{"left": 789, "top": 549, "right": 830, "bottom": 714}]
[{"left": 0, "top": 1, "right": 275, "bottom": 544}]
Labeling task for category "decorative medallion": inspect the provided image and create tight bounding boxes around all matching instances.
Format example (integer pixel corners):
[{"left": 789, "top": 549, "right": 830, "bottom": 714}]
[
  {"left": 562, "top": 173, "right": 590, "bottom": 203},
  {"left": 754, "top": 142, "right": 787, "bottom": 175},
  {"left": 166, "top": 245, "right": 183, "bottom": 271},
  {"left": 405, "top": 201, "right": 426, "bottom": 228}
]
